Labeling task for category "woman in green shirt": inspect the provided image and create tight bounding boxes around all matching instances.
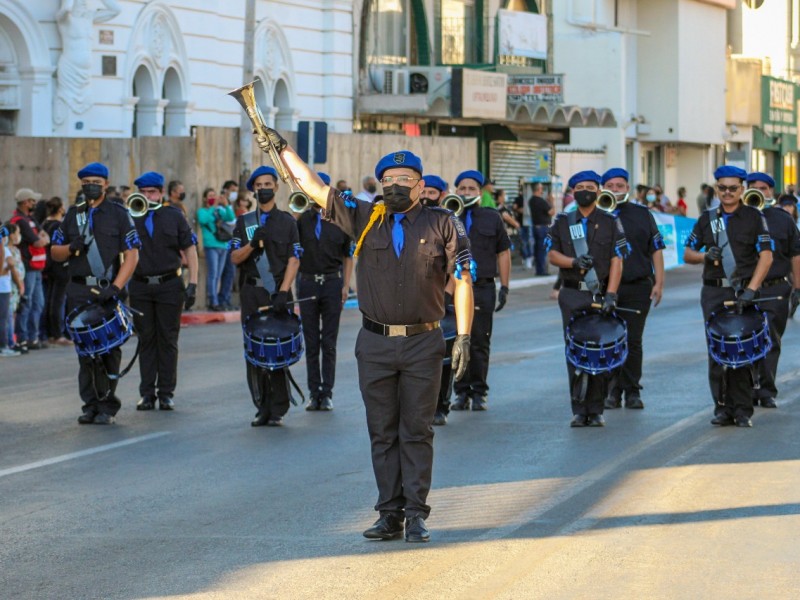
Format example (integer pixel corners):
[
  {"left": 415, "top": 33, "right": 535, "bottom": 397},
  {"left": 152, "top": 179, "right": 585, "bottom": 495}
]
[{"left": 197, "top": 188, "right": 236, "bottom": 310}]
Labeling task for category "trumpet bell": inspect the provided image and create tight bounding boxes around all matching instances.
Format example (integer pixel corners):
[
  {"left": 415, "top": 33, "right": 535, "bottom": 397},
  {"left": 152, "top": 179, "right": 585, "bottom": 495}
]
[
  {"left": 441, "top": 194, "right": 479, "bottom": 217},
  {"left": 289, "top": 192, "right": 312, "bottom": 213},
  {"left": 126, "top": 192, "right": 150, "bottom": 218},
  {"left": 597, "top": 190, "right": 618, "bottom": 212},
  {"left": 743, "top": 188, "right": 766, "bottom": 211}
]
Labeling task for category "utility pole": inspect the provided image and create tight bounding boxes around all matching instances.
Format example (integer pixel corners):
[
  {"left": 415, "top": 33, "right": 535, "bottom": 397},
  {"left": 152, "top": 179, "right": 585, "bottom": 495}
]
[{"left": 240, "top": 0, "right": 256, "bottom": 189}]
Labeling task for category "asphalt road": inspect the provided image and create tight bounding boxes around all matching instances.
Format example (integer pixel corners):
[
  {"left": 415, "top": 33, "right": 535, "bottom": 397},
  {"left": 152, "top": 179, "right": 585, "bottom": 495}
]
[{"left": 1, "top": 266, "right": 799, "bottom": 600}]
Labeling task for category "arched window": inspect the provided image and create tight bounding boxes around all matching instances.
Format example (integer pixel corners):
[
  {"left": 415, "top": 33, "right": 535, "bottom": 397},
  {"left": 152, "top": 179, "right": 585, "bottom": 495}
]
[
  {"left": 132, "top": 65, "right": 156, "bottom": 137},
  {"left": 162, "top": 67, "right": 185, "bottom": 136},
  {"left": 0, "top": 22, "right": 19, "bottom": 134},
  {"left": 436, "top": 0, "right": 478, "bottom": 65}
]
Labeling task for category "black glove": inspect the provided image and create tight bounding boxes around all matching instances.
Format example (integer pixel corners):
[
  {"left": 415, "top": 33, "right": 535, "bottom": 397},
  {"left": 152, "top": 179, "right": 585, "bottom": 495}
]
[
  {"left": 444, "top": 292, "right": 455, "bottom": 315},
  {"left": 572, "top": 254, "right": 594, "bottom": 271},
  {"left": 495, "top": 285, "right": 509, "bottom": 312},
  {"left": 601, "top": 292, "right": 618, "bottom": 315},
  {"left": 736, "top": 288, "right": 756, "bottom": 313},
  {"left": 94, "top": 284, "right": 120, "bottom": 303},
  {"left": 69, "top": 238, "right": 87, "bottom": 255},
  {"left": 705, "top": 246, "right": 723, "bottom": 264},
  {"left": 790, "top": 288, "right": 800, "bottom": 318},
  {"left": 249, "top": 227, "right": 269, "bottom": 249},
  {"left": 271, "top": 290, "right": 289, "bottom": 312},
  {"left": 256, "top": 128, "right": 288, "bottom": 153},
  {"left": 184, "top": 283, "right": 197, "bottom": 310},
  {"left": 451, "top": 334, "right": 471, "bottom": 382}
]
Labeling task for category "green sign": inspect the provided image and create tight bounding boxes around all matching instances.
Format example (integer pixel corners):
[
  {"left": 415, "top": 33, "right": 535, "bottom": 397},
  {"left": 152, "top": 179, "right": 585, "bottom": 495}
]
[{"left": 755, "top": 76, "right": 798, "bottom": 152}]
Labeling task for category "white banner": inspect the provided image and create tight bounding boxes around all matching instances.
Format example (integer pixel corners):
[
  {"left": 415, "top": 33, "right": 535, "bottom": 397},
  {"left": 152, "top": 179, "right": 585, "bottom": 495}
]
[{"left": 497, "top": 9, "right": 547, "bottom": 60}]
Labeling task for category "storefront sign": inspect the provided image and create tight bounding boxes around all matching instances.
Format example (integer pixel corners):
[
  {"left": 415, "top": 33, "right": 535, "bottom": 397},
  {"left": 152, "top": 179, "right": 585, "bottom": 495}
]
[
  {"left": 451, "top": 69, "right": 508, "bottom": 120},
  {"left": 507, "top": 75, "right": 564, "bottom": 104},
  {"left": 497, "top": 9, "right": 547, "bottom": 60},
  {"left": 758, "top": 75, "right": 798, "bottom": 152}
]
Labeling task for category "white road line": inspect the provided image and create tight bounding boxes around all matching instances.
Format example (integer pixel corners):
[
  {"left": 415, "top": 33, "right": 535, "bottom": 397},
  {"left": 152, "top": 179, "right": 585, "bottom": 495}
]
[{"left": 0, "top": 432, "right": 171, "bottom": 479}]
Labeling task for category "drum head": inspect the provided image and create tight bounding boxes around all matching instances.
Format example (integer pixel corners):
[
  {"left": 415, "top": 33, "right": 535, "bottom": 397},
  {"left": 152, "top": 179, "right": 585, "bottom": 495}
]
[
  {"left": 707, "top": 306, "right": 765, "bottom": 337},
  {"left": 569, "top": 312, "right": 626, "bottom": 345},
  {"left": 245, "top": 310, "right": 301, "bottom": 340},
  {"left": 69, "top": 302, "right": 115, "bottom": 329}
]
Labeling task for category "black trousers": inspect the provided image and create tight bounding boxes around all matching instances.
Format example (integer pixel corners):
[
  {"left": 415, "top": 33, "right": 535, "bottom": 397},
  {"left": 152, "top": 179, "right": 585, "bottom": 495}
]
[
  {"left": 241, "top": 283, "right": 293, "bottom": 419},
  {"left": 558, "top": 287, "right": 611, "bottom": 416},
  {"left": 612, "top": 280, "right": 653, "bottom": 395},
  {"left": 298, "top": 276, "right": 344, "bottom": 399},
  {"left": 755, "top": 280, "right": 791, "bottom": 400},
  {"left": 701, "top": 286, "right": 755, "bottom": 419},
  {"left": 454, "top": 282, "right": 495, "bottom": 399},
  {"left": 45, "top": 274, "right": 68, "bottom": 339},
  {"left": 129, "top": 277, "right": 183, "bottom": 400},
  {"left": 356, "top": 327, "right": 444, "bottom": 519},
  {"left": 66, "top": 282, "right": 123, "bottom": 416}
]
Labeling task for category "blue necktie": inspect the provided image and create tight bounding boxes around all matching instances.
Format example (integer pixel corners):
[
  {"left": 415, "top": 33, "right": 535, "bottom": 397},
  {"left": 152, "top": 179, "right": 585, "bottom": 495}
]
[
  {"left": 392, "top": 214, "right": 405, "bottom": 258},
  {"left": 581, "top": 217, "right": 588, "bottom": 236},
  {"left": 260, "top": 211, "right": 269, "bottom": 227},
  {"left": 465, "top": 210, "right": 473, "bottom": 234},
  {"left": 315, "top": 212, "right": 322, "bottom": 240},
  {"left": 145, "top": 211, "right": 155, "bottom": 238}
]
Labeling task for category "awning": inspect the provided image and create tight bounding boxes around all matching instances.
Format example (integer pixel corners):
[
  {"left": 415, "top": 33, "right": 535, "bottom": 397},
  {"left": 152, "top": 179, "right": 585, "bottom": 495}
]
[{"left": 508, "top": 102, "right": 617, "bottom": 128}]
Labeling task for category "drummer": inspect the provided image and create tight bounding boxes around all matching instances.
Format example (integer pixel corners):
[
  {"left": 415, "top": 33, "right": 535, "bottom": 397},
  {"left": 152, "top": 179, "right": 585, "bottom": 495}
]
[
  {"left": 683, "top": 165, "right": 773, "bottom": 427},
  {"left": 745, "top": 172, "right": 799, "bottom": 408},
  {"left": 546, "top": 170, "right": 629, "bottom": 427},
  {"left": 229, "top": 165, "right": 302, "bottom": 427},
  {"left": 50, "top": 162, "right": 141, "bottom": 425}
]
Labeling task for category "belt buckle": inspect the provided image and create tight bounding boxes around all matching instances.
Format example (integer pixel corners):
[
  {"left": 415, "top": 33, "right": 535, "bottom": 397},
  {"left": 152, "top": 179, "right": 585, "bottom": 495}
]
[
  {"left": 146, "top": 275, "right": 160, "bottom": 285},
  {"left": 314, "top": 274, "right": 325, "bottom": 284},
  {"left": 388, "top": 325, "right": 406, "bottom": 337}
]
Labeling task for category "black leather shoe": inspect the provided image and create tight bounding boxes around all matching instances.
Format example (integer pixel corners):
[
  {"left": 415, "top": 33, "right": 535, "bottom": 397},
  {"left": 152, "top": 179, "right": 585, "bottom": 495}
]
[
  {"left": 570, "top": 414, "right": 588, "bottom": 428},
  {"left": 158, "top": 396, "right": 174, "bottom": 411},
  {"left": 251, "top": 414, "right": 270, "bottom": 427},
  {"left": 710, "top": 414, "right": 735, "bottom": 426},
  {"left": 137, "top": 397, "right": 155, "bottom": 411},
  {"left": 586, "top": 414, "right": 605, "bottom": 427},
  {"left": 450, "top": 394, "right": 470, "bottom": 411},
  {"left": 318, "top": 396, "right": 333, "bottom": 411},
  {"left": 735, "top": 416, "right": 753, "bottom": 427},
  {"left": 363, "top": 514, "right": 404, "bottom": 540},
  {"left": 604, "top": 390, "right": 622, "bottom": 409},
  {"left": 93, "top": 413, "right": 115, "bottom": 425},
  {"left": 267, "top": 416, "right": 284, "bottom": 426},
  {"left": 760, "top": 397, "right": 777, "bottom": 409},
  {"left": 404, "top": 516, "right": 430, "bottom": 543},
  {"left": 77, "top": 411, "right": 97, "bottom": 424},
  {"left": 471, "top": 396, "right": 488, "bottom": 411},
  {"left": 432, "top": 411, "right": 447, "bottom": 426},
  {"left": 625, "top": 393, "right": 644, "bottom": 409},
  {"left": 306, "top": 397, "right": 320, "bottom": 411}
]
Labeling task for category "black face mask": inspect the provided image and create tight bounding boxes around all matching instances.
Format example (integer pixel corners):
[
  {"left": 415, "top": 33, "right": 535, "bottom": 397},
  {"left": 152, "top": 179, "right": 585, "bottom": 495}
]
[
  {"left": 383, "top": 184, "right": 415, "bottom": 213},
  {"left": 421, "top": 198, "right": 439, "bottom": 208},
  {"left": 366, "top": 184, "right": 377, "bottom": 194},
  {"left": 82, "top": 183, "right": 104, "bottom": 202},
  {"left": 178, "top": 192, "right": 186, "bottom": 201},
  {"left": 256, "top": 189, "right": 275, "bottom": 205},
  {"left": 575, "top": 190, "right": 597, "bottom": 207}
]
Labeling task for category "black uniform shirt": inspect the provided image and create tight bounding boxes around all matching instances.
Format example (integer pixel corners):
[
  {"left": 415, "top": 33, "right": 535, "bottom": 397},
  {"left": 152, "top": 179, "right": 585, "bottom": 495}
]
[
  {"left": 613, "top": 201, "right": 666, "bottom": 283},
  {"left": 529, "top": 195, "right": 552, "bottom": 226},
  {"left": 325, "top": 190, "right": 472, "bottom": 324},
  {"left": 297, "top": 208, "right": 352, "bottom": 275},
  {"left": 762, "top": 206, "right": 800, "bottom": 279},
  {"left": 229, "top": 206, "right": 300, "bottom": 286},
  {"left": 132, "top": 205, "right": 196, "bottom": 276},
  {"left": 460, "top": 206, "right": 511, "bottom": 279},
  {"left": 685, "top": 205, "right": 772, "bottom": 280},
  {"left": 53, "top": 199, "right": 141, "bottom": 279},
  {"left": 545, "top": 207, "right": 629, "bottom": 283}
]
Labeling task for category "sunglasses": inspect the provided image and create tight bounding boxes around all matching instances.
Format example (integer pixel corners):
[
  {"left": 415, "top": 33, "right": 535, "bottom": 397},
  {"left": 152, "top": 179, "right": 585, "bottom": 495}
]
[
  {"left": 716, "top": 185, "right": 741, "bottom": 193},
  {"left": 379, "top": 175, "right": 419, "bottom": 186}
]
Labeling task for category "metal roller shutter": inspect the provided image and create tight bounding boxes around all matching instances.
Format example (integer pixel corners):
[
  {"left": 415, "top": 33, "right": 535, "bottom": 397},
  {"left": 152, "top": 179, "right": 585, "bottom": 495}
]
[{"left": 489, "top": 141, "right": 552, "bottom": 195}]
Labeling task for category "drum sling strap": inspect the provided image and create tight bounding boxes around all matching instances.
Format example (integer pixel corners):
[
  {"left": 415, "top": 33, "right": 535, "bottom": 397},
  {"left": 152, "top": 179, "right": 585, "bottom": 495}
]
[
  {"left": 568, "top": 211, "right": 601, "bottom": 296},
  {"left": 243, "top": 211, "right": 277, "bottom": 294}
]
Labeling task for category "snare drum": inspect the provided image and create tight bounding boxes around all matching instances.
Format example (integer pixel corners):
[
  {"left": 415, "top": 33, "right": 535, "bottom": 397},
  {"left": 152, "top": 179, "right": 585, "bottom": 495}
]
[
  {"left": 565, "top": 309, "right": 628, "bottom": 375},
  {"left": 705, "top": 305, "right": 772, "bottom": 369},
  {"left": 65, "top": 300, "right": 134, "bottom": 358},
  {"left": 243, "top": 310, "right": 304, "bottom": 370}
]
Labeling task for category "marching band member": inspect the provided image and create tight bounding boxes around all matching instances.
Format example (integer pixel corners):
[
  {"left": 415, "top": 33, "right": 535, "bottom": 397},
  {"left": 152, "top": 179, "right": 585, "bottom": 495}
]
[
  {"left": 683, "top": 166, "right": 772, "bottom": 427},
  {"left": 420, "top": 175, "right": 448, "bottom": 207},
  {"left": 451, "top": 170, "right": 511, "bottom": 412},
  {"left": 601, "top": 168, "right": 665, "bottom": 410},
  {"left": 296, "top": 172, "right": 354, "bottom": 411},
  {"left": 546, "top": 170, "right": 629, "bottom": 427},
  {"left": 129, "top": 171, "right": 198, "bottom": 411},
  {"left": 745, "top": 172, "right": 800, "bottom": 408},
  {"left": 230, "top": 165, "right": 301, "bottom": 427},
  {"left": 51, "top": 162, "right": 141, "bottom": 425}
]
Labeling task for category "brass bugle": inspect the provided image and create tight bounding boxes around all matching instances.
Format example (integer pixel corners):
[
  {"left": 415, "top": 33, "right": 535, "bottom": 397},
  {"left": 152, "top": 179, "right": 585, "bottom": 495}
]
[
  {"left": 289, "top": 191, "right": 312, "bottom": 213},
  {"left": 743, "top": 188, "right": 766, "bottom": 211},
  {"left": 126, "top": 192, "right": 150, "bottom": 218},
  {"left": 441, "top": 194, "right": 479, "bottom": 217},
  {"left": 597, "top": 190, "right": 618, "bottom": 212}
]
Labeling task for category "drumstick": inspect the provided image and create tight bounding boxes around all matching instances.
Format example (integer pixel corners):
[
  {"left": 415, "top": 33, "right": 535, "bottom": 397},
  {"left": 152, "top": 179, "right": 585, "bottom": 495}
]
[
  {"left": 590, "top": 302, "right": 642, "bottom": 315},
  {"left": 258, "top": 295, "right": 318, "bottom": 311},
  {"left": 723, "top": 296, "right": 784, "bottom": 307}
]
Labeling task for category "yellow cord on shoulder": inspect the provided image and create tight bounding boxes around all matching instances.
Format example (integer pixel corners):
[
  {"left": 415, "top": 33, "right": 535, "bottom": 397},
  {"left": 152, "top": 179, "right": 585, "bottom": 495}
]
[{"left": 353, "top": 203, "right": 387, "bottom": 258}]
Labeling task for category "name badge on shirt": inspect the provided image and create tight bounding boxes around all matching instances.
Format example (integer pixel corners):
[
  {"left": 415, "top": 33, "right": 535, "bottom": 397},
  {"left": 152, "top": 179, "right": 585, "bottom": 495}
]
[
  {"left": 245, "top": 224, "right": 258, "bottom": 241},
  {"left": 569, "top": 224, "right": 585, "bottom": 239},
  {"left": 77, "top": 212, "right": 87, "bottom": 228},
  {"left": 710, "top": 218, "right": 726, "bottom": 234}
]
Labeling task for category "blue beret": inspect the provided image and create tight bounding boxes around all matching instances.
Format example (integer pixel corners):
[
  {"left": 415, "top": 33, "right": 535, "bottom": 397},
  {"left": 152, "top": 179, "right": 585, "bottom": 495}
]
[
  {"left": 601, "top": 168, "right": 629, "bottom": 185},
  {"left": 77, "top": 162, "right": 109, "bottom": 180},
  {"left": 374, "top": 150, "right": 423, "bottom": 180},
  {"left": 746, "top": 171, "right": 775, "bottom": 188},
  {"left": 247, "top": 165, "right": 279, "bottom": 191},
  {"left": 133, "top": 171, "right": 165, "bottom": 189},
  {"left": 568, "top": 170, "right": 602, "bottom": 189},
  {"left": 422, "top": 175, "right": 448, "bottom": 192},
  {"left": 714, "top": 165, "right": 748, "bottom": 181},
  {"left": 317, "top": 172, "right": 331, "bottom": 186},
  {"left": 455, "top": 170, "right": 485, "bottom": 188}
]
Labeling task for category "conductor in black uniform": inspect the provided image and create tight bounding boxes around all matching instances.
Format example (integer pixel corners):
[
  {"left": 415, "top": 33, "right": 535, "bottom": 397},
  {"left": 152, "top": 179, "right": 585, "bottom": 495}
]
[
  {"left": 745, "top": 171, "right": 800, "bottom": 408},
  {"left": 546, "top": 170, "right": 629, "bottom": 427},
  {"left": 450, "top": 170, "right": 511, "bottom": 412},
  {"left": 684, "top": 165, "right": 773, "bottom": 427},
  {"left": 51, "top": 162, "right": 141, "bottom": 425},
  {"left": 129, "top": 171, "right": 199, "bottom": 411},
  {"left": 257, "top": 129, "right": 474, "bottom": 542},
  {"left": 601, "top": 168, "right": 665, "bottom": 410},
  {"left": 296, "top": 171, "right": 354, "bottom": 411},
  {"left": 230, "top": 165, "right": 302, "bottom": 427}
]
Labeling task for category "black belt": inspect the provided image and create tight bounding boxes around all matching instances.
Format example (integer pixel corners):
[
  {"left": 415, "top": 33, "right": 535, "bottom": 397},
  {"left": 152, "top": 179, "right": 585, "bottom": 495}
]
[
  {"left": 362, "top": 316, "right": 440, "bottom": 337},
  {"left": 703, "top": 277, "right": 741, "bottom": 288},
  {"left": 621, "top": 276, "right": 653, "bottom": 286},
  {"left": 474, "top": 277, "right": 495, "bottom": 285},
  {"left": 300, "top": 272, "right": 341, "bottom": 284},
  {"left": 71, "top": 275, "right": 113, "bottom": 288},
  {"left": 762, "top": 276, "right": 789, "bottom": 288},
  {"left": 132, "top": 269, "right": 181, "bottom": 285},
  {"left": 562, "top": 279, "right": 607, "bottom": 292}
]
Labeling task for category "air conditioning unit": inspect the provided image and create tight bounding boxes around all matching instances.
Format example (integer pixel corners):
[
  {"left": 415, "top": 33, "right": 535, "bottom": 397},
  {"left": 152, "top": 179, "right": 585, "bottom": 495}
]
[
  {"left": 407, "top": 67, "right": 452, "bottom": 95},
  {"left": 383, "top": 68, "right": 409, "bottom": 95}
]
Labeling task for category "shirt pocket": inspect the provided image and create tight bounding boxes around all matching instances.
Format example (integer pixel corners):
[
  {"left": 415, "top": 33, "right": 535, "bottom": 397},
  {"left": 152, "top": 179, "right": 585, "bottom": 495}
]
[
  {"left": 475, "top": 222, "right": 498, "bottom": 254},
  {"left": 418, "top": 243, "right": 445, "bottom": 278},
  {"left": 363, "top": 235, "right": 391, "bottom": 271},
  {"left": 268, "top": 232, "right": 291, "bottom": 262}
]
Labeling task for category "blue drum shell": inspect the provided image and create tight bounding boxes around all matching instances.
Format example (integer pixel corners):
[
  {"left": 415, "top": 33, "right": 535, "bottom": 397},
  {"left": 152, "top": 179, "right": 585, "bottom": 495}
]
[
  {"left": 565, "top": 310, "right": 628, "bottom": 375},
  {"left": 243, "top": 310, "right": 304, "bottom": 370},
  {"left": 705, "top": 306, "right": 772, "bottom": 369},
  {"left": 65, "top": 301, "right": 133, "bottom": 358}
]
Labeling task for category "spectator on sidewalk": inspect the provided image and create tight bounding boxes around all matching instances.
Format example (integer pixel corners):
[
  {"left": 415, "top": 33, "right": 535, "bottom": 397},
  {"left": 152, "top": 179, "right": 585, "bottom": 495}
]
[
  {"left": 481, "top": 179, "right": 497, "bottom": 208},
  {"left": 676, "top": 186, "right": 688, "bottom": 216},
  {"left": 0, "top": 230, "right": 20, "bottom": 357},
  {"left": 198, "top": 187, "right": 237, "bottom": 310},
  {"left": 354, "top": 176, "right": 379, "bottom": 203},
  {"left": 530, "top": 182, "right": 554, "bottom": 276},
  {"left": 41, "top": 197, "right": 71, "bottom": 345},
  {"left": 4, "top": 224, "right": 25, "bottom": 352}
]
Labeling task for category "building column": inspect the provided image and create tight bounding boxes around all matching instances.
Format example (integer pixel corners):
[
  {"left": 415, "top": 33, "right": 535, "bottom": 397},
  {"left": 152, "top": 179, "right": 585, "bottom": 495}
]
[
  {"left": 163, "top": 100, "right": 193, "bottom": 136},
  {"left": 17, "top": 66, "right": 53, "bottom": 136},
  {"left": 136, "top": 98, "right": 169, "bottom": 136}
]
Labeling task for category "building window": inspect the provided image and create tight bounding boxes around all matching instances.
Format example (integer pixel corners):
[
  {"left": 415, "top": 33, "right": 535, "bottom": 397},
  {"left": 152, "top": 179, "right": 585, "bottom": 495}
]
[
  {"left": 437, "top": 0, "right": 477, "bottom": 64},
  {"left": 366, "top": 0, "right": 410, "bottom": 67}
]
